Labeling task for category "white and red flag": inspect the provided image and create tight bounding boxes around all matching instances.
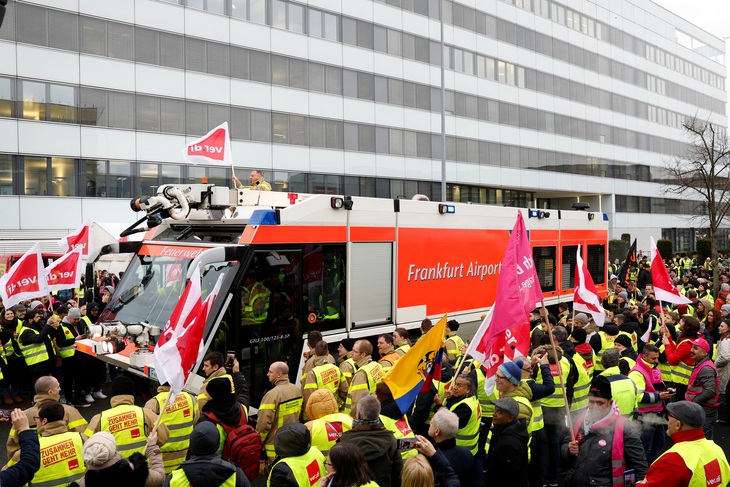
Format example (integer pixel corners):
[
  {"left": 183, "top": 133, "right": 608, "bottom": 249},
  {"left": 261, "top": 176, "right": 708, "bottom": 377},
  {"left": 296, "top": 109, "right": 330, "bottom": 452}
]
[
  {"left": 573, "top": 245, "right": 605, "bottom": 327},
  {"left": 153, "top": 264, "right": 224, "bottom": 398},
  {"left": 58, "top": 219, "right": 94, "bottom": 256},
  {"left": 0, "top": 243, "right": 50, "bottom": 310},
  {"left": 463, "top": 212, "right": 543, "bottom": 393},
  {"left": 45, "top": 248, "right": 83, "bottom": 292},
  {"left": 650, "top": 237, "right": 691, "bottom": 305},
  {"left": 182, "top": 122, "right": 233, "bottom": 166}
]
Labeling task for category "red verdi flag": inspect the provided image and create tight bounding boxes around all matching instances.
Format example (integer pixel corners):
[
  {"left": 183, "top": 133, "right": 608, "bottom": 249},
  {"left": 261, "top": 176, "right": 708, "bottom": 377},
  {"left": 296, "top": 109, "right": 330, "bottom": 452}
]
[
  {"left": 573, "top": 245, "right": 605, "bottom": 327},
  {"left": 154, "top": 264, "right": 224, "bottom": 398},
  {"left": 45, "top": 248, "right": 83, "bottom": 292},
  {"left": 182, "top": 122, "right": 233, "bottom": 166},
  {"left": 58, "top": 219, "right": 94, "bottom": 256},
  {"left": 0, "top": 243, "right": 50, "bottom": 309},
  {"left": 650, "top": 237, "right": 691, "bottom": 305},
  {"left": 463, "top": 212, "right": 542, "bottom": 392}
]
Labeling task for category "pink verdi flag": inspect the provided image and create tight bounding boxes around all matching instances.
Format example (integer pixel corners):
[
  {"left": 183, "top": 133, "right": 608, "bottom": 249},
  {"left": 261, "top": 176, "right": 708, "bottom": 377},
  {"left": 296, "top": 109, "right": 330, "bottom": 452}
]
[
  {"left": 573, "top": 245, "right": 605, "bottom": 327},
  {"left": 650, "top": 237, "right": 691, "bottom": 305},
  {"left": 464, "top": 212, "right": 542, "bottom": 374}
]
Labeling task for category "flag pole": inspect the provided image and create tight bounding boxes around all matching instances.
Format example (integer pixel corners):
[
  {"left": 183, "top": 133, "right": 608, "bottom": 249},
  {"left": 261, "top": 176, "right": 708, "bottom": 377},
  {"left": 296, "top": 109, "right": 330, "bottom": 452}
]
[
  {"left": 543, "top": 299, "right": 575, "bottom": 441},
  {"left": 570, "top": 307, "right": 575, "bottom": 333},
  {"left": 152, "top": 391, "right": 174, "bottom": 433}
]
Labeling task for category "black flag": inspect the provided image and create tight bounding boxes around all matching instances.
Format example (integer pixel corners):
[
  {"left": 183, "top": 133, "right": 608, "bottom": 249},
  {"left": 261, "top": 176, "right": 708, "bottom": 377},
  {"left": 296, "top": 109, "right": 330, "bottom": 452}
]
[{"left": 617, "top": 239, "right": 637, "bottom": 286}]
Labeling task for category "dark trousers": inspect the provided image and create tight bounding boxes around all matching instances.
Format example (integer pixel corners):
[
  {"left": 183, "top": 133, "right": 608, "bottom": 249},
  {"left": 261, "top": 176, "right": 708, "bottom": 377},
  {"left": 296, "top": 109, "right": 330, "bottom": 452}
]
[
  {"left": 529, "top": 427, "right": 547, "bottom": 487},
  {"left": 636, "top": 413, "right": 666, "bottom": 463},
  {"left": 542, "top": 407, "right": 567, "bottom": 485},
  {"left": 62, "top": 355, "right": 87, "bottom": 402}
]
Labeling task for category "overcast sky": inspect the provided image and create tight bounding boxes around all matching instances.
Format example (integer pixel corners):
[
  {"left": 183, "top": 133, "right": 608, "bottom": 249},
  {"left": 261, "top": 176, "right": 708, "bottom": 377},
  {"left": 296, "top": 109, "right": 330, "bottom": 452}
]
[{"left": 652, "top": 0, "right": 728, "bottom": 39}]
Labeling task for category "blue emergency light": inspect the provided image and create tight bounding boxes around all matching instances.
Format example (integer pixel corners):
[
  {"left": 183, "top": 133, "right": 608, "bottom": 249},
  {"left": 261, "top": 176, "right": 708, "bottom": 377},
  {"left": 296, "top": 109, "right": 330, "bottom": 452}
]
[{"left": 438, "top": 204, "right": 456, "bottom": 214}]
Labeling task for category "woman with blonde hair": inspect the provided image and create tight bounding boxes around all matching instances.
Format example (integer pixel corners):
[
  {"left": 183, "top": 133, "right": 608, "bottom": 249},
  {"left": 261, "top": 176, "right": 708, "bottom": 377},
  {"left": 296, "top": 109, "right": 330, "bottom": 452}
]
[{"left": 401, "top": 455, "right": 433, "bottom": 487}]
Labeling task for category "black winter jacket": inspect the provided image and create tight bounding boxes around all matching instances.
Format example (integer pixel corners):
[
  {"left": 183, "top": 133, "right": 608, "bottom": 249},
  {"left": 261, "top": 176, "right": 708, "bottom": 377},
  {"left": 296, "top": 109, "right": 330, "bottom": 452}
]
[
  {"left": 339, "top": 422, "right": 402, "bottom": 487},
  {"left": 485, "top": 420, "right": 529, "bottom": 487},
  {"left": 0, "top": 430, "right": 40, "bottom": 487}
]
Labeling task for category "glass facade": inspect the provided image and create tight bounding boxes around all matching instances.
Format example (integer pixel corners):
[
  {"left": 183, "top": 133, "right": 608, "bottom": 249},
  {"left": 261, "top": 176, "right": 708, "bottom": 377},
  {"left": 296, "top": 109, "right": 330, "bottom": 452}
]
[{"left": 0, "top": 0, "right": 725, "bottom": 242}]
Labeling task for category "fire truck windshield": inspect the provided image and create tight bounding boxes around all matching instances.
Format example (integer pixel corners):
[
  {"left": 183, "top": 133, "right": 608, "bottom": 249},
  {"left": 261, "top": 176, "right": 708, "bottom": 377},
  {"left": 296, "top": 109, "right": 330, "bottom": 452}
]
[{"left": 99, "top": 253, "right": 235, "bottom": 328}]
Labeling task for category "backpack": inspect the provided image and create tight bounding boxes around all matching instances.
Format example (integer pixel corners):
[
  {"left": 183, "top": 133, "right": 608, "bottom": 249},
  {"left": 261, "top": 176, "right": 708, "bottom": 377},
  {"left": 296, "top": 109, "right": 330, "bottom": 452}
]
[{"left": 203, "top": 408, "right": 262, "bottom": 481}]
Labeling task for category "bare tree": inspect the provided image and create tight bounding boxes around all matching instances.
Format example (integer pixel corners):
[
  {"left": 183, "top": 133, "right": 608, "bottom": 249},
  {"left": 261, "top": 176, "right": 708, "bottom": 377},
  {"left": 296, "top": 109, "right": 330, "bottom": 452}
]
[{"left": 664, "top": 116, "right": 730, "bottom": 298}]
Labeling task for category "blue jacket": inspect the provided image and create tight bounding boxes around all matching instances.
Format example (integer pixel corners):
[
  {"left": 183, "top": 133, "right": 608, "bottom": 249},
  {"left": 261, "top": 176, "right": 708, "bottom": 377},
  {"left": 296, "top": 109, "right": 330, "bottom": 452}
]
[{"left": 1, "top": 430, "right": 40, "bottom": 487}]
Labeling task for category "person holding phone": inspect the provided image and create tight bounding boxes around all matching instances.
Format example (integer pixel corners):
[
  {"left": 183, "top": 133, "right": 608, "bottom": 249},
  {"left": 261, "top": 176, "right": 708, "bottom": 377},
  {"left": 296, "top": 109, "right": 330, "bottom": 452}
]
[{"left": 232, "top": 170, "right": 271, "bottom": 191}]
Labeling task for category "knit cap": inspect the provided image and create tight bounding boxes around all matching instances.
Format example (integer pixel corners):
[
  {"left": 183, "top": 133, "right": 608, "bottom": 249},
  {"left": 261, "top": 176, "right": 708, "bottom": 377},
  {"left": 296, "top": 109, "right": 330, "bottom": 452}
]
[
  {"left": 83, "top": 432, "right": 117, "bottom": 467},
  {"left": 613, "top": 334, "right": 633, "bottom": 349},
  {"left": 573, "top": 313, "right": 589, "bottom": 324},
  {"left": 570, "top": 327, "right": 587, "bottom": 344},
  {"left": 189, "top": 422, "right": 221, "bottom": 457},
  {"left": 498, "top": 360, "right": 524, "bottom": 386}
]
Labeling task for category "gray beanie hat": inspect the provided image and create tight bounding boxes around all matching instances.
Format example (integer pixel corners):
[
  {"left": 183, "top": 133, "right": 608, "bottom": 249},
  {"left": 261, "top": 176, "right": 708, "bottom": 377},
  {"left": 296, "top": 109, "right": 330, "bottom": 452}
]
[
  {"left": 67, "top": 307, "right": 81, "bottom": 319},
  {"left": 82, "top": 432, "right": 117, "bottom": 467},
  {"left": 574, "top": 313, "right": 589, "bottom": 324}
]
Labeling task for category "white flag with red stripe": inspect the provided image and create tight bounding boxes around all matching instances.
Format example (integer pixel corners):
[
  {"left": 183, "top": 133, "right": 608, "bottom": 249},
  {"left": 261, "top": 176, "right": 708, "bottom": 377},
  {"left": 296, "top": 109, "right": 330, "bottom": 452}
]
[
  {"left": 45, "top": 248, "right": 83, "bottom": 292},
  {"left": 650, "top": 237, "right": 691, "bottom": 305},
  {"left": 182, "top": 122, "right": 233, "bottom": 166},
  {"left": 153, "top": 264, "right": 223, "bottom": 398},
  {"left": 0, "top": 243, "right": 50, "bottom": 310},
  {"left": 573, "top": 246, "right": 605, "bottom": 327},
  {"left": 58, "top": 219, "right": 94, "bottom": 256}
]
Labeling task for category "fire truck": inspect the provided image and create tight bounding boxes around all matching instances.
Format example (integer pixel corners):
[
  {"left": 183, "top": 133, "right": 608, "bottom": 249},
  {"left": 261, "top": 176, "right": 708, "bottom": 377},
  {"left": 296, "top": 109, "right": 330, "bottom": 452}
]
[{"left": 77, "top": 184, "right": 608, "bottom": 405}]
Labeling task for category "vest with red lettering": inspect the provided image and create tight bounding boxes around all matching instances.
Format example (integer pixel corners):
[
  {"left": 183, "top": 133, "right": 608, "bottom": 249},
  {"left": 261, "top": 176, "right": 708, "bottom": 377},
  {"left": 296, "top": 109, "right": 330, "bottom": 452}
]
[{"left": 630, "top": 358, "right": 664, "bottom": 414}]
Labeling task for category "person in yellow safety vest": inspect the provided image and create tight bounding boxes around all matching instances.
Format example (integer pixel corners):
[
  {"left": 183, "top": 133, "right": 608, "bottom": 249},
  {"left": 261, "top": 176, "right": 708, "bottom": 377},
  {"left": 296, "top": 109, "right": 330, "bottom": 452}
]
[
  {"left": 143, "top": 383, "right": 199, "bottom": 474},
  {"left": 392, "top": 328, "right": 411, "bottom": 357},
  {"left": 1, "top": 306, "right": 25, "bottom": 405},
  {"left": 337, "top": 339, "right": 357, "bottom": 409},
  {"left": 233, "top": 170, "right": 272, "bottom": 191},
  {"left": 301, "top": 340, "right": 340, "bottom": 418},
  {"left": 494, "top": 360, "right": 534, "bottom": 426},
  {"left": 167, "top": 422, "right": 251, "bottom": 487},
  {"left": 614, "top": 334, "right": 638, "bottom": 375},
  {"left": 376, "top": 334, "right": 401, "bottom": 375},
  {"left": 257, "top": 361, "right": 303, "bottom": 468},
  {"left": 302, "top": 330, "right": 335, "bottom": 379},
  {"left": 267, "top": 423, "right": 326, "bottom": 487},
  {"left": 444, "top": 320, "right": 465, "bottom": 366},
  {"left": 303, "top": 389, "right": 352, "bottom": 457},
  {"left": 17, "top": 308, "right": 57, "bottom": 385},
  {"left": 55, "top": 307, "right": 89, "bottom": 407},
  {"left": 85, "top": 376, "right": 169, "bottom": 459},
  {"left": 663, "top": 317, "right": 700, "bottom": 401},
  {"left": 439, "top": 374, "right": 481, "bottom": 455},
  {"left": 4, "top": 401, "right": 86, "bottom": 485},
  {"left": 344, "top": 340, "right": 384, "bottom": 419},
  {"left": 7, "top": 375, "right": 88, "bottom": 460},
  {"left": 374, "top": 382, "right": 418, "bottom": 461},
  {"left": 599, "top": 349, "right": 637, "bottom": 417},
  {"left": 638, "top": 400, "right": 730, "bottom": 487},
  {"left": 409, "top": 360, "right": 454, "bottom": 438},
  {"left": 198, "top": 351, "right": 250, "bottom": 414},
  {"left": 569, "top": 352, "right": 592, "bottom": 415},
  {"left": 590, "top": 317, "right": 621, "bottom": 373},
  {"left": 534, "top": 343, "right": 573, "bottom": 487},
  {"left": 628, "top": 344, "right": 676, "bottom": 463}
]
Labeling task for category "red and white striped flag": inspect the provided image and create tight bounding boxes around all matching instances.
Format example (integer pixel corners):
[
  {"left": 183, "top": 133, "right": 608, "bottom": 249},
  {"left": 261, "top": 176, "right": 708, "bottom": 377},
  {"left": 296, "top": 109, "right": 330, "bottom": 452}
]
[
  {"left": 573, "top": 246, "right": 605, "bottom": 327},
  {"left": 45, "top": 248, "right": 83, "bottom": 292},
  {"left": 0, "top": 243, "right": 50, "bottom": 310}
]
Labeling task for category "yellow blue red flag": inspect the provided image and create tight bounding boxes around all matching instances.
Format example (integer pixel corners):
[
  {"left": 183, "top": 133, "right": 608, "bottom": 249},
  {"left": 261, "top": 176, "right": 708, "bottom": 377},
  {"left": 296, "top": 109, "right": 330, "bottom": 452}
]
[{"left": 382, "top": 316, "right": 447, "bottom": 413}]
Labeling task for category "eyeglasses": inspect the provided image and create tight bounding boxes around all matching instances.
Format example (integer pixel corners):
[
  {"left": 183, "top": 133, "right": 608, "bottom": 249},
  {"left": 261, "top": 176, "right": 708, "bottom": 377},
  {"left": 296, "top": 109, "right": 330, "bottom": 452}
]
[
  {"left": 33, "top": 416, "right": 40, "bottom": 421},
  {"left": 324, "top": 461, "right": 332, "bottom": 467},
  {"left": 494, "top": 374, "right": 506, "bottom": 381}
]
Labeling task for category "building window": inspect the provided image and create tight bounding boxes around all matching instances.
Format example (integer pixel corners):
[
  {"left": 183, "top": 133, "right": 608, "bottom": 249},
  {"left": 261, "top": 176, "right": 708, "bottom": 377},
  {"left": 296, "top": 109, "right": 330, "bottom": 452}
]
[
  {"left": 50, "top": 158, "right": 76, "bottom": 196},
  {"left": 22, "top": 157, "right": 48, "bottom": 196},
  {"left": 0, "top": 154, "right": 12, "bottom": 195}
]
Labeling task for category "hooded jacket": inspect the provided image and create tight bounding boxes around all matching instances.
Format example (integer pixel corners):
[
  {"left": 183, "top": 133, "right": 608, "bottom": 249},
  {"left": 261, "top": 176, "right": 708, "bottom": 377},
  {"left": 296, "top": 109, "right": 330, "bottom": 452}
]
[
  {"left": 268, "top": 423, "right": 322, "bottom": 487},
  {"left": 504, "top": 381, "right": 534, "bottom": 422},
  {"left": 339, "top": 421, "right": 403, "bottom": 487},
  {"left": 485, "top": 419, "right": 529, "bottom": 487},
  {"left": 162, "top": 422, "right": 250, "bottom": 487},
  {"left": 590, "top": 323, "right": 620, "bottom": 355}
]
